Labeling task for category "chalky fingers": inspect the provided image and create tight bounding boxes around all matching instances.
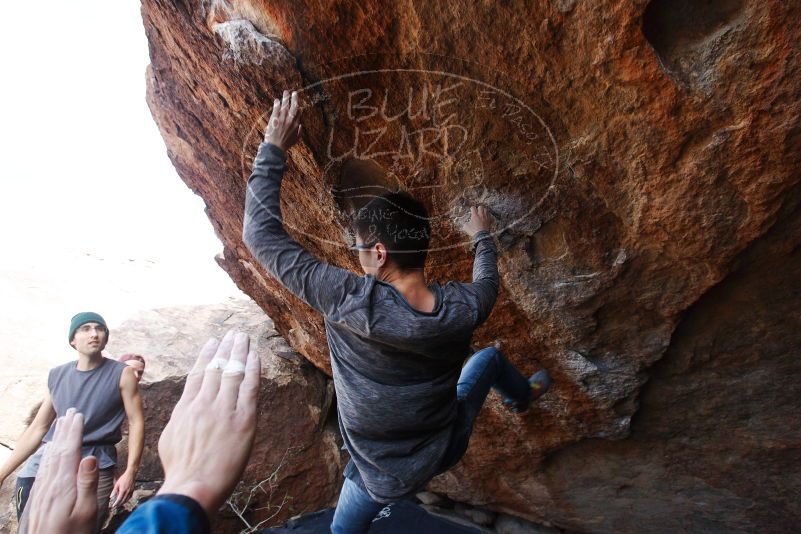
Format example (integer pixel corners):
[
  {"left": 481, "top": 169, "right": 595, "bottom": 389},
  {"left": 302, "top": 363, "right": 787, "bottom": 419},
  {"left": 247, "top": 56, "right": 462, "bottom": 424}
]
[
  {"left": 39, "top": 409, "right": 77, "bottom": 481},
  {"left": 288, "top": 91, "right": 299, "bottom": 121},
  {"left": 266, "top": 98, "right": 280, "bottom": 137},
  {"left": 63, "top": 410, "right": 84, "bottom": 474},
  {"left": 217, "top": 332, "right": 251, "bottom": 410},
  {"left": 280, "top": 90, "right": 290, "bottom": 121},
  {"left": 237, "top": 349, "right": 261, "bottom": 416},
  {"left": 197, "top": 330, "right": 236, "bottom": 402},
  {"left": 180, "top": 337, "right": 220, "bottom": 405}
]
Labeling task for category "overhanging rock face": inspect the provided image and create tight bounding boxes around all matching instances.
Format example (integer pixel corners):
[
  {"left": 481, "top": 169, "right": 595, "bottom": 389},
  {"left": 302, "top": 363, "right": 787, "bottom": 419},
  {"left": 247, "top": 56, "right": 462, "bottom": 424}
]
[{"left": 141, "top": 1, "right": 801, "bottom": 531}]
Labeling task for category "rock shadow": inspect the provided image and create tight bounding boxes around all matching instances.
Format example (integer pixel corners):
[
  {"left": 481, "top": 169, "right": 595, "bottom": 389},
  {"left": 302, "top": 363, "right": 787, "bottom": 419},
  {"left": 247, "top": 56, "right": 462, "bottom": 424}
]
[
  {"left": 643, "top": 0, "right": 745, "bottom": 88},
  {"left": 332, "top": 158, "right": 400, "bottom": 215}
]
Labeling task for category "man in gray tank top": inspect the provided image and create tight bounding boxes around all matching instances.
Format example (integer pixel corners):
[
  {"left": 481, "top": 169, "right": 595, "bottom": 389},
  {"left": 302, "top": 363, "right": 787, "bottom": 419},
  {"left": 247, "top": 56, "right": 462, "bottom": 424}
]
[{"left": 0, "top": 312, "right": 145, "bottom": 533}]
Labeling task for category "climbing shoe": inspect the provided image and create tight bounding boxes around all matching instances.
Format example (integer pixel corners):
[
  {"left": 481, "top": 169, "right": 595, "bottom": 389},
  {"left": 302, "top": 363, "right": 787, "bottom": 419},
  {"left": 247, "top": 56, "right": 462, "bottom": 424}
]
[{"left": 503, "top": 369, "right": 551, "bottom": 414}]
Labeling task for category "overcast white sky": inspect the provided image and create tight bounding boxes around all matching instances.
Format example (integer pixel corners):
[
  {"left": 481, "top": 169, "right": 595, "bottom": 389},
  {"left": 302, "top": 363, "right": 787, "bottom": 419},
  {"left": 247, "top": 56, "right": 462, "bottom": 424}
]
[{"left": 0, "top": 1, "right": 244, "bottom": 370}]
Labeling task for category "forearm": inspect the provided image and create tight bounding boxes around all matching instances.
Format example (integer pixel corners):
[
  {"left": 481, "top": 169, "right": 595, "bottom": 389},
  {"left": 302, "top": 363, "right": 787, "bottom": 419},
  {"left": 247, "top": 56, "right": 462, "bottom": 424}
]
[
  {"left": 243, "top": 142, "right": 361, "bottom": 317},
  {"left": 467, "top": 230, "right": 500, "bottom": 326},
  {"left": 243, "top": 142, "right": 318, "bottom": 299},
  {"left": 123, "top": 417, "right": 144, "bottom": 475},
  {"left": 0, "top": 427, "right": 47, "bottom": 480},
  {"left": 471, "top": 230, "right": 499, "bottom": 287},
  {"left": 242, "top": 142, "right": 292, "bottom": 279}
]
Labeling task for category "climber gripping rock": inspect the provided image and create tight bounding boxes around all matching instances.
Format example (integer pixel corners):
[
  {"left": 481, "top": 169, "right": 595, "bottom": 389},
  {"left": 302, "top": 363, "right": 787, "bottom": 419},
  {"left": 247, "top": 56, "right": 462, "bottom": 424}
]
[{"left": 243, "top": 90, "right": 550, "bottom": 534}]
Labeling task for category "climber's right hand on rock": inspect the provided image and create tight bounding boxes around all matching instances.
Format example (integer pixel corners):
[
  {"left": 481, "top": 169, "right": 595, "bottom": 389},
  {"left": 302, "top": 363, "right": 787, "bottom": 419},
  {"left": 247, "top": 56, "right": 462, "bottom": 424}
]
[
  {"left": 264, "top": 89, "right": 302, "bottom": 152},
  {"left": 156, "top": 330, "right": 261, "bottom": 520},
  {"left": 461, "top": 205, "right": 494, "bottom": 237}
]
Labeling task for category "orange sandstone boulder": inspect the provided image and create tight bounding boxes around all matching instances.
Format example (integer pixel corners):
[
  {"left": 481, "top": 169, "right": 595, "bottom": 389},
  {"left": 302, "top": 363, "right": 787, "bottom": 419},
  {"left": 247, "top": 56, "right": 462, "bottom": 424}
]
[{"left": 141, "top": 1, "right": 801, "bottom": 531}]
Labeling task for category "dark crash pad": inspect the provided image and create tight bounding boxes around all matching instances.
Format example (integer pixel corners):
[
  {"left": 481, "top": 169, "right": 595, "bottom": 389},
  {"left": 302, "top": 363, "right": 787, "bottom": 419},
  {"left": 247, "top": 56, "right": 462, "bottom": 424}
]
[{"left": 258, "top": 500, "right": 481, "bottom": 533}]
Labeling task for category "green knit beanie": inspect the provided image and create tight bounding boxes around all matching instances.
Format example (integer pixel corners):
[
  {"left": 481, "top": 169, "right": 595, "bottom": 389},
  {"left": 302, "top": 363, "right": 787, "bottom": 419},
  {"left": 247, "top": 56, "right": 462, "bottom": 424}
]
[{"left": 68, "top": 312, "right": 108, "bottom": 346}]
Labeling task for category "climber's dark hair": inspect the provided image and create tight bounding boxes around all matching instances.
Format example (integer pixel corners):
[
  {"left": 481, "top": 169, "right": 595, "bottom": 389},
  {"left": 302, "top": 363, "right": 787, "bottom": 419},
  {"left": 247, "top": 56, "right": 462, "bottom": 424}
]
[{"left": 350, "top": 191, "right": 431, "bottom": 271}]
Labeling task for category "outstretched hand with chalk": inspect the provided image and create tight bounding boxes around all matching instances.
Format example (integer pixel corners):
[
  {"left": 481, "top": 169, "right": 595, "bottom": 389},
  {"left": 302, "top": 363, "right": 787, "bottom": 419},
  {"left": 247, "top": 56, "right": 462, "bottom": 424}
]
[
  {"left": 264, "top": 89, "right": 302, "bottom": 152},
  {"left": 156, "top": 330, "right": 261, "bottom": 519}
]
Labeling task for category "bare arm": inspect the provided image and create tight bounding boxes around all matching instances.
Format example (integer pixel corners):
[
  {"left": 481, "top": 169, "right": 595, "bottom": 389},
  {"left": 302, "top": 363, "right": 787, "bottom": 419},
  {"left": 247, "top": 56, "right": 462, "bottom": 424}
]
[
  {"left": 0, "top": 394, "right": 56, "bottom": 486},
  {"left": 110, "top": 367, "right": 144, "bottom": 507}
]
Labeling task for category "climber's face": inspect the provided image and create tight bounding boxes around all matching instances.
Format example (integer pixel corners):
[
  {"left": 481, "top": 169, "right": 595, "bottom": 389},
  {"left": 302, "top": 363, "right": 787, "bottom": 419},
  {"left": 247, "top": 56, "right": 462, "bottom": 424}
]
[{"left": 70, "top": 322, "right": 108, "bottom": 355}]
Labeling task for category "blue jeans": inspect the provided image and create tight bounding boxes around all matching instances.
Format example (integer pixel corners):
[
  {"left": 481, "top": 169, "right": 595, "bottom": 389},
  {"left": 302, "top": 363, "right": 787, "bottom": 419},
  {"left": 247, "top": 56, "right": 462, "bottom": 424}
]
[
  {"left": 14, "top": 476, "right": 34, "bottom": 520},
  {"left": 437, "top": 346, "right": 531, "bottom": 473},
  {"left": 330, "top": 476, "right": 388, "bottom": 534},
  {"left": 330, "top": 347, "right": 530, "bottom": 533}
]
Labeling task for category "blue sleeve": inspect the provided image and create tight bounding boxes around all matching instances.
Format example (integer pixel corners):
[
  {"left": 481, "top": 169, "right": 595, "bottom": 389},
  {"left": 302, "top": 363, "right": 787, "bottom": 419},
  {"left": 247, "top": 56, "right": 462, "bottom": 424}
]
[
  {"left": 116, "top": 494, "right": 210, "bottom": 534},
  {"left": 242, "top": 142, "right": 368, "bottom": 320}
]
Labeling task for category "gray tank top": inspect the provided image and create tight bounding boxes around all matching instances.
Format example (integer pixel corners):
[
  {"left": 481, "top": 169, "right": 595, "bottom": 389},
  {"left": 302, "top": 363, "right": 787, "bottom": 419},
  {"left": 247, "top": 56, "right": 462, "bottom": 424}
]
[
  {"left": 43, "top": 357, "right": 127, "bottom": 444},
  {"left": 18, "top": 357, "right": 127, "bottom": 477}
]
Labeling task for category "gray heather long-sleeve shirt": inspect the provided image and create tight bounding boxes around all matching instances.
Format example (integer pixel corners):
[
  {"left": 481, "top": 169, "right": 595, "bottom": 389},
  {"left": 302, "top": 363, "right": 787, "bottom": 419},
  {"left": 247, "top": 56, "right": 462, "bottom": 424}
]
[{"left": 243, "top": 142, "right": 499, "bottom": 502}]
